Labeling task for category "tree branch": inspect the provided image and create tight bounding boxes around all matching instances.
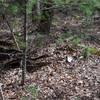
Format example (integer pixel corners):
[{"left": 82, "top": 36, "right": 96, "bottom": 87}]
[{"left": 2, "top": 14, "right": 20, "bottom": 50}]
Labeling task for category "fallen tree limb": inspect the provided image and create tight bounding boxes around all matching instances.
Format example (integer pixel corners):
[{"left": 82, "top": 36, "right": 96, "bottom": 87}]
[
  {"left": 2, "top": 14, "right": 20, "bottom": 50},
  {"left": 30, "top": 54, "right": 50, "bottom": 60}
]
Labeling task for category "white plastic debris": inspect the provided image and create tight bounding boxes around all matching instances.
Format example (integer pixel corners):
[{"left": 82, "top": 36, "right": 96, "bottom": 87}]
[{"left": 66, "top": 56, "right": 73, "bottom": 63}]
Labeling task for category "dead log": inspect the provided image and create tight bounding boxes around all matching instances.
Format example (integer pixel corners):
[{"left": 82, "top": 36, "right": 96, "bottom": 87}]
[
  {"left": 0, "top": 53, "right": 10, "bottom": 61},
  {"left": 0, "top": 40, "right": 13, "bottom": 47},
  {"left": 27, "top": 62, "right": 51, "bottom": 73},
  {"left": 30, "top": 54, "right": 50, "bottom": 60},
  {"left": 0, "top": 47, "right": 22, "bottom": 54}
]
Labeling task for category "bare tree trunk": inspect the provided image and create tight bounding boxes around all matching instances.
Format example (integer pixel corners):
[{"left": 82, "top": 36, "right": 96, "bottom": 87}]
[
  {"left": 37, "top": 0, "right": 54, "bottom": 34},
  {"left": 21, "top": 0, "right": 27, "bottom": 85},
  {"left": 37, "top": 0, "right": 41, "bottom": 18},
  {"left": 32, "top": 0, "right": 41, "bottom": 24}
]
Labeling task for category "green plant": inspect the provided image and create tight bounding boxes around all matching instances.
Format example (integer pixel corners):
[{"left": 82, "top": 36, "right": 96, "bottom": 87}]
[
  {"left": 71, "top": 36, "right": 81, "bottom": 46},
  {"left": 56, "top": 32, "right": 71, "bottom": 44},
  {"left": 78, "top": 0, "right": 100, "bottom": 16},
  {"left": 8, "top": 3, "right": 19, "bottom": 15},
  {"left": 27, "top": 0, "right": 37, "bottom": 14},
  {"left": 21, "top": 96, "right": 29, "bottom": 100},
  {"left": 80, "top": 45, "right": 98, "bottom": 59},
  {"left": 56, "top": 37, "right": 64, "bottom": 44},
  {"left": 75, "top": 96, "right": 81, "bottom": 100},
  {"left": 26, "top": 85, "right": 39, "bottom": 100}
]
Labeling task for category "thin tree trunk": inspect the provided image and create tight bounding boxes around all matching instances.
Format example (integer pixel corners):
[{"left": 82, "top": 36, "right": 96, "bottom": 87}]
[
  {"left": 21, "top": 0, "right": 27, "bottom": 85},
  {"left": 37, "top": 0, "right": 41, "bottom": 18},
  {"left": 37, "top": 0, "right": 54, "bottom": 34},
  {"left": 32, "top": 0, "right": 41, "bottom": 25}
]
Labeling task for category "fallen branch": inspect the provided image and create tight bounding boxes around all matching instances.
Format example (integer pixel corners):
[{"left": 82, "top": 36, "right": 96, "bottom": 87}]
[
  {"left": 2, "top": 14, "right": 20, "bottom": 51},
  {"left": 0, "top": 47, "right": 22, "bottom": 53},
  {"left": 30, "top": 54, "right": 50, "bottom": 60},
  {"left": 0, "top": 40, "right": 13, "bottom": 47},
  {"left": 27, "top": 61, "right": 51, "bottom": 73}
]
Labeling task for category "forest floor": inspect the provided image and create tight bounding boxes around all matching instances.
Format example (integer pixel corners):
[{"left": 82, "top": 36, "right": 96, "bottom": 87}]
[{"left": 0, "top": 10, "right": 100, "bottom": 100}]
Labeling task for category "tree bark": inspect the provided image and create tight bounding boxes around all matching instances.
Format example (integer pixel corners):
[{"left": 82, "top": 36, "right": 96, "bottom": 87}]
[
  {"left": 37, "top": 0, "right": 54, "bottom": 34},
  {"left": 21, "top": 0, "right": 27, "bottom": 85}
]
